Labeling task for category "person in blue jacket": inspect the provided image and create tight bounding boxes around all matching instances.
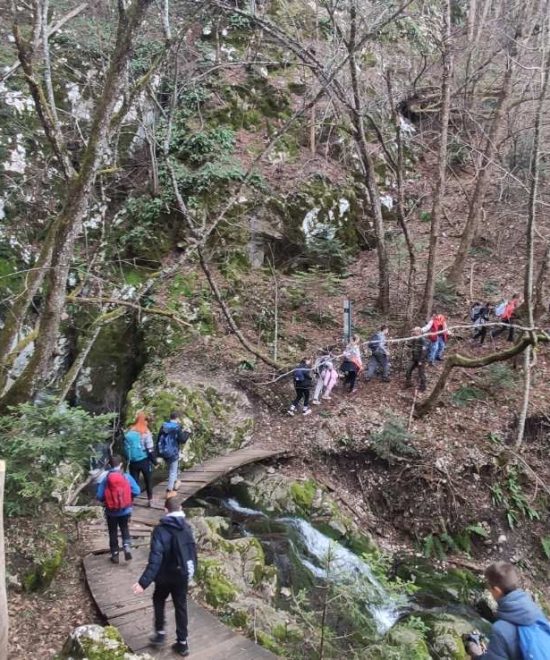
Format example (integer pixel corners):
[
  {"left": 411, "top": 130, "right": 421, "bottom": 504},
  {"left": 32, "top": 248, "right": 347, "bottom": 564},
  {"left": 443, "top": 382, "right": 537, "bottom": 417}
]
[
  {"left": 132, "top": 496, "right": 197, "bottom": 657},
  {"left": 96, "top": 455, "right": 140, "bottom": 563},
  {"left": 466, "top": 561, "right": 548, "bottom": 659}
]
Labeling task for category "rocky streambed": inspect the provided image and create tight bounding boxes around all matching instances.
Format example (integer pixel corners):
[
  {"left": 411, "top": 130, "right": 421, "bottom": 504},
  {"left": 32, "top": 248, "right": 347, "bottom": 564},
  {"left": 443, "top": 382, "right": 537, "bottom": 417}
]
[{"left": 184, "top": 464, "right": 495, "bottom": 659}]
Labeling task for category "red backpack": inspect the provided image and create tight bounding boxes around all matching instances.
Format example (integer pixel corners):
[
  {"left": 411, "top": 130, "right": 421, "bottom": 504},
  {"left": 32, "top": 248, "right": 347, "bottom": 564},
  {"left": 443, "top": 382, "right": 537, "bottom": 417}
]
[{"left": 104, "top": 471, "right": 132, "bottom": 511}]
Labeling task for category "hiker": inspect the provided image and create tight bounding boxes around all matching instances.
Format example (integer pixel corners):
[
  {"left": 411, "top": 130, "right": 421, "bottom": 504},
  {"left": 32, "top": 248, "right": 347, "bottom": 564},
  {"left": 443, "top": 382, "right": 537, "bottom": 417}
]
[
  {"left": 341, "top": 335, "right": 362, "bottom": 394},
  {"left": 96, "top": 455, "right": 141, "bottom": 563},
  {"left": 125, "top": 411, "right": 157, "bottom": 507},
  {"left": 405, "top": 326, "right": 429, "bottom": 391},
  {"left": 157, "top": 413, "right": 191, "bottom": 496},
  {"left": 365, "top": 325, "right": 390, "bottom": 382},
  {"left": 312, "top": 353, "right": 339, "bottom": 404},
  {"left": 132, "top": 496, "right": 197, "bottom": 657},
  {"left": 288, "top": 357, "right": 313, "bottom": 416},
  {"left": 492, "top": 294, "right": 520, "bottom": 342},
  {"left": 422, "top": 311, "right": 449, "bottom": 365},
  {"left": 465, "top": 561, "right": 550, "bottom": 659},
  {"left": 470, "top": 302, "right": 490, "bottom": 346}
]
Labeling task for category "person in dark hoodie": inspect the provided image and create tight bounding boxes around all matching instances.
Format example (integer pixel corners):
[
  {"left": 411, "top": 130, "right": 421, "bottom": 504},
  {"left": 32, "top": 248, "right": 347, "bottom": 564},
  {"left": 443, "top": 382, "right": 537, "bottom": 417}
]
[
  {"left": 156, "top": 412, "right": 191, "bottom": 496},
  {"left": 288, "top": 358, "right": 313, "bottom": 416},
  {"left": 466, "top": 561, "right": 548, "bottom": 659},
  {"left": 133, "top": 496, "right": 197, "bottom": 657}
]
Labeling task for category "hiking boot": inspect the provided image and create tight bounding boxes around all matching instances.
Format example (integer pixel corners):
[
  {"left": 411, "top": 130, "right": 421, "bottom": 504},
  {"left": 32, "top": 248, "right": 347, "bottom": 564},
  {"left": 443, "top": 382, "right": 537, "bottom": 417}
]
[
  {"left": 147, "top": 499, "right": 153, "bottom": 508},
  {"left": 312, "top": 400, "right": 321, "bottom": 405},
  {"left": 322, "top": 395, "right": 332, "bottom": 400},
  {"left": 172, "top": 641, "right": 190, "bottom": 657},
  {"left": 110, "top": 553, "right": 119, "bottom": 564},
  {"left": 123, "top": 546, "right": 132, "bottom": 561},
  {"left": 382, "top": 377, "right": 391, "bottom": 383},
  {"left": 303, "top": 407, "right": 312, "bottom": 416},
  {"left": 149, "top": 631, "right": 166, "bottom": 647},
  {"left": 287, "top": 406, "right": 296, "bottom": 416}
]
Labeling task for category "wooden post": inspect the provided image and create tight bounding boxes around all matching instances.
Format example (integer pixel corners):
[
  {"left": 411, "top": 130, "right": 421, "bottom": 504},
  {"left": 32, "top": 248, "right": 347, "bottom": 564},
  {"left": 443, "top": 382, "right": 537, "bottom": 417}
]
[{"left": 0, "top": 460, "right": 7, "bottom": 660}]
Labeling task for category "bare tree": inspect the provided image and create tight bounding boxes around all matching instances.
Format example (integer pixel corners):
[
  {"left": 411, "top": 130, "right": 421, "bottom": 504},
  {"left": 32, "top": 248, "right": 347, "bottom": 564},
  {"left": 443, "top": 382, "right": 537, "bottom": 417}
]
[{"left": 421, "top": 0, "right": 452, "bottom": 318}]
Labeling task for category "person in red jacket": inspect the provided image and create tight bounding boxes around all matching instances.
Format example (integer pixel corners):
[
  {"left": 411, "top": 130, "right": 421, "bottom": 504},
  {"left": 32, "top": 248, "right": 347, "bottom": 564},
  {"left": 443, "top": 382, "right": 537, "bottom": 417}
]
[
  {"left": 492, "top": 294, "right": 520, "bottom": 342},
  {"left": 422, "top": 312, "right": 449, "bottom": 365}
]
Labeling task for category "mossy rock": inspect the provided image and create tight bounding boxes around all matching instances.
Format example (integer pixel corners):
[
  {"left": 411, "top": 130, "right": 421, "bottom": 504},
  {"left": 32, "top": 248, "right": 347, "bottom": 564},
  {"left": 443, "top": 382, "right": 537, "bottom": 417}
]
[
  {"left": 23, "top": 532, "right": 67, "bottom": 592},
  {"left": 196, "top": 558, "right": 239, "bottom": 607},
  {"left": 58, "top": 624, "right": 152, "bottom": 659},
  {"left": 387, "top": 622, "right": 431, "bottom": 660},
  {"left": 289, "top": 479, "right": 317, "bottom": 514}
]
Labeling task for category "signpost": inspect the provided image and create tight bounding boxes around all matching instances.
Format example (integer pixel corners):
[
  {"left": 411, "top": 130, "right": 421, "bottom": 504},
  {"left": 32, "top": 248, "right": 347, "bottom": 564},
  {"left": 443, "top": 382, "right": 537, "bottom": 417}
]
[{"left": 343, "top": 299, "right": 352, "bottom": 344}]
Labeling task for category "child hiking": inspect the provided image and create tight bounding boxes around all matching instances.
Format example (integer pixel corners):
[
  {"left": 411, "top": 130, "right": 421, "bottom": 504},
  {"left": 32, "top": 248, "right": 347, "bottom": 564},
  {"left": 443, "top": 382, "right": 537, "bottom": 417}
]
[
  {"left": 124, "top": 411, "right": 156, "bottom": 507},
  {"left": 288, "top": 358, "right": 313, "bottom": 416},
  {"left": 422, "top": 311, "right": 449, "bottom": 365},
  {"left": 96, "top": 455, "right": 141, "bottom": 564},
  {"left": 492, "top": 294, "right": 520, "bottom": 342},
  {"left": 157, "top": 413, "right": 191, "bottom": 497},
  {"left": 341, "top": 335, "right": 362, "bottom": 394},
  {"left": 470, "top": 302, "right": 490, "bottom": 346},
  {"left": 312, "top": 353, "right": 338, "bottom": 404},
  {"left": 405, "top": 326, "right": 429, "bottom": 391}
]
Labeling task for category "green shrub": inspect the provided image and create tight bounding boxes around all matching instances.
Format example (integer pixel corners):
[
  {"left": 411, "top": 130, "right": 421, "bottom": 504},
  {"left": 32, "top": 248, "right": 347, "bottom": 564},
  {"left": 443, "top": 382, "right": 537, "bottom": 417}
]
[
  {"left": 451, "top": 385, "right": 486, "bottom": 407},
  {"left": 369, "top": 416, "right": 420, "bottom": 464},
  {"left": 0, "top": 402, "right": 114, "bottom": 516}
]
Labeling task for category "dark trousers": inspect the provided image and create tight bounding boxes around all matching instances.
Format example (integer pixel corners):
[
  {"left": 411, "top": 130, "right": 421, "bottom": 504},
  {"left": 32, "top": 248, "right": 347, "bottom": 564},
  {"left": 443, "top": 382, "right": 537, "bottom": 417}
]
[
  {"left": 106, "top": 514, "right": 130, "bottom": 554},
  {"left": 129, "top": 458, "right": 153, "bottom": 499},
  {"left": 292, "top": 386, "right": 310, "bottom": 409},
  {"left": 366, "top": 353, "right": 390, "bottom": 380},
  {"left": 153, "top": 581, "right": 189, "bottom": 643},
  {"left": 343, "top": 370, "right": 357, "bottom": 392},
  {"left": 492, "top": 318, "right": 514, "bottom": 342},
  {"left": 473, "top": 326, "right": 487, "bottom": 345},
  {"left": 405, "top": 359, "right": 426, "bottom": 391}
]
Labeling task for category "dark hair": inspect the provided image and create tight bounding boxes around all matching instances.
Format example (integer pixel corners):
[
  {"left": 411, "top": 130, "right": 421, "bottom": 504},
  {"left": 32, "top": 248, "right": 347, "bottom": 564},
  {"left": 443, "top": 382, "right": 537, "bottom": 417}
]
[
  {"left": 485, "top": 562, "right": 520, "bottom": 595},
  {"left": 110, "top": 455, "right": 123, "bottom": 468},
  {"left": 164, "top": 497, "right": 181, "bottom": 513},
  {"left": 169, "top": 411, "right": 179, "bottom": 420},
  {"left": 380, "top": 324, "right": 389, "bottom": 331},
  {"left": 512, "top": 293, "right": 519, "bottom": 299}
]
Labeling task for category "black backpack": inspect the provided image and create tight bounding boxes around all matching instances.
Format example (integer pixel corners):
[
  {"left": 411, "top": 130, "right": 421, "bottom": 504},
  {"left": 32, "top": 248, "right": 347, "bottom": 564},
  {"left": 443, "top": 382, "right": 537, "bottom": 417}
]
[{"left": 168, "top": 525, "right": 197, "bottom": 581}]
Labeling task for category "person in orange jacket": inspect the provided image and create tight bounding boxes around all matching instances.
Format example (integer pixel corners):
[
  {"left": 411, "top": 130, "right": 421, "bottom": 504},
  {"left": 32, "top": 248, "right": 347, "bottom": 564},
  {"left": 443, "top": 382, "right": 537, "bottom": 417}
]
[{"left": 422, "top": 312, "right": 449, "bottom": 365}]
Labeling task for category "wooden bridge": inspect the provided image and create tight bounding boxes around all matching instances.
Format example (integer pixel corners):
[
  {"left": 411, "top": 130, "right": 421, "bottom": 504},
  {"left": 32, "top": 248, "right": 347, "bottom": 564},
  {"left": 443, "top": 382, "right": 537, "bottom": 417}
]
[{"left": 82, "top": 446, "right": 286, "bottom": 659}]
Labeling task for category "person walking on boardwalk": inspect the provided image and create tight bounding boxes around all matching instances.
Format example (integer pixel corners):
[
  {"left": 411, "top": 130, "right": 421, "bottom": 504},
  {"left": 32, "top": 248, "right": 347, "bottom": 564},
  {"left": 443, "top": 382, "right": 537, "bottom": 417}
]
[
  {"left": 365, "top": 325, "right": 390, "bottom": 382},
  {"left": 312, "top": 353, "right": 338, "bottom": 404},
  {"left": 341, "top": 335, "right": 362, "bottom": 394},
  {"left": 96, "top": 455, "right": 140, "bottom": 564},
  {"left": 124, "top": 411, "right": 156, "bottom": 507},
  {"left": 132, "top": 497, "right": 198, "bottom": 657},
  {"left": 288, "top": 357, "right": 313, "bottom": 416},
  {"left": 422, "top": 311, "right": 449, "bottom": 365},
  {"left": 157, "top": 412, "right": 191, "bottom": 497},
  {"left": 405, "top": 327, "right": 429, "bottom": 391}
]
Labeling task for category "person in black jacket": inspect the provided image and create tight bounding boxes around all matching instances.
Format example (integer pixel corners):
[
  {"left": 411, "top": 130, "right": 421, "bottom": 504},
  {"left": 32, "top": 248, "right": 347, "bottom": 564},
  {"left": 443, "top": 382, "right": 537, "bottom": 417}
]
[
  {"left": 132, "top": 497, "right": 197, "bottom": 657},
  {"left": 405, "top": 326, "right": 429, "bottom": 391},
  {"left": 288, "top": 358, "right": 313, "bottom": 416}
]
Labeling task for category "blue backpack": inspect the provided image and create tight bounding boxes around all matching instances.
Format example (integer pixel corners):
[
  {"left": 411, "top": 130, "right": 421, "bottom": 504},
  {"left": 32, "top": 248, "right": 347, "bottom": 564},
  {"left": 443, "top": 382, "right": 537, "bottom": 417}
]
[
  {"left": 518, "top": 619, "right": 550, "bottom": 659},
  {"left": 157, "top": 426, "right": 180, "bottom": 461},
  {"left": 124, "top": 430, "right": 148, "bottom": 463}
]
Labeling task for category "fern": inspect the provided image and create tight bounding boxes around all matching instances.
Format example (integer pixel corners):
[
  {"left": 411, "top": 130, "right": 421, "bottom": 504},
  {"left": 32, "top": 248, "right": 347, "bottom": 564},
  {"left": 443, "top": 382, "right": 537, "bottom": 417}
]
[{"left": 541, "top": 537, "right": 550, "bottom": 560}]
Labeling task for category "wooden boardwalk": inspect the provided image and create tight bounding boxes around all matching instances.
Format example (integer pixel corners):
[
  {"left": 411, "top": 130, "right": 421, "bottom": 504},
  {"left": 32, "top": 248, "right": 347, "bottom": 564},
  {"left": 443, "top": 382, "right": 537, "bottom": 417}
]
[{"left": 82, "top": 446, "right": 286, "bottom": 659}]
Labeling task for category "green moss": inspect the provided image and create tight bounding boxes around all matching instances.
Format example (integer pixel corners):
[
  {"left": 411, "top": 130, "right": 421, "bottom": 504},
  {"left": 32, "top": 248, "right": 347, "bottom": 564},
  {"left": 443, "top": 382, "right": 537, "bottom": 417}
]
[
  {"left": 196, "top": 559, "right": 239, "bottom": 607},
  {"left": 255, "top": 630, "right": 285, "bottom": 655},
  {"left": 289, "top": 479, "right": 317, "bottom": 513},
  {"left": 79, "top": 626, "right": 129, "bottom": 660},
  {"left": 226, "top": 609, "right": 249, "bottom": 628},
  {"left": 23, "top": 532, "right": 67, "bottom": 592}
]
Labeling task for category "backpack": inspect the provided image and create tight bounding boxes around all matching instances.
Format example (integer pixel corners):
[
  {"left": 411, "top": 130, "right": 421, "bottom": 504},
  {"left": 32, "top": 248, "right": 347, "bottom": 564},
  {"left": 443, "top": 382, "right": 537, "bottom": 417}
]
[
  {"left": 470, "top": 304, "right": 482, "bottom": 322},
  {"left": 495, "top": 301, "right": 507, "bottom": 317},
  {"left": 104, "top": 471, "right": 132, "bottom": 511},
  {"left": 124, "top": 430, "right": 148, "bottom": 463},
  {"left": 157, "top": 426, "right": 181, "bottom": 461},
  {"left": 168, "top": 525, "right": 197, "bottom": 581},
  {"left": 368, "top": 333, "right": 382, "bottom": 353},
  {"left": 518, "top": 619, "right": 550, "bottom": 659}
]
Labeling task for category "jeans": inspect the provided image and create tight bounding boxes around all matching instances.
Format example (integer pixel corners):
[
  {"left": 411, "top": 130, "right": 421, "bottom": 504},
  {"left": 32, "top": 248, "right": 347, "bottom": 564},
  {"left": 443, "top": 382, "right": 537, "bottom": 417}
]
[
  {"left": 106, "top": 514, "right": 130, "bottom": 555},
  {"left": 405, "top": 359, "right": 426, "bottom": 391},
  {"left": 167, "top": 458, "right": 179, "bottom": 491},
  {"left": 129, "top": 458, "right": 152, "bottom": 499},
  {"left": 153, "top": 580, "right": 189, "bottom": 643},
  {"left": 428, "top": 337, "right": 446, "bottom": 364},
  {"left": 292, "top": 386, "right": 310, "bottom": 409},
  {"left": 366, "top": 353, "right": 390, "bottom": 380}
]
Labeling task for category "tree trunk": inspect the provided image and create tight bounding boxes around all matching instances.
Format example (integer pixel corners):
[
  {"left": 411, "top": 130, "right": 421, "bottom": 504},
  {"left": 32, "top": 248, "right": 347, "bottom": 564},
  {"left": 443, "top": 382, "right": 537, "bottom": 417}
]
[
  {"left": 0, "top": 460, "right": 7, "bottom": 660},
  {"left": 421, "top": 0, "right": 452, "bottom": 318},
  {"left": 533, "top": 242, "right": 550, "bottom": 320},
  {"left": 447, "top": 33, "right": 518, "bottom": 289},
  {"left": 0, "top": 0, "right": 155, "bottom": 409},
  {"left": 348, "top": 2, "right": 390, "bottom": 312}
]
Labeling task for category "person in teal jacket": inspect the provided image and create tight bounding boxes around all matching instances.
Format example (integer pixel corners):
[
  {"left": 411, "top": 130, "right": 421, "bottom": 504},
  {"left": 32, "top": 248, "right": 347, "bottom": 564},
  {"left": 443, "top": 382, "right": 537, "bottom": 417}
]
[{"left": 97, "top": 455, "right": 140, "bottom": 563}]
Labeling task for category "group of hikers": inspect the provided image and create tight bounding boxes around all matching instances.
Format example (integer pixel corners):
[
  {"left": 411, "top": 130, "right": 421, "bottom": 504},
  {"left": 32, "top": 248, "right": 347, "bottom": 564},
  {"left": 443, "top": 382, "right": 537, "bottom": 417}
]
[
  {"left": 96, "top": 411, "right": 195, "bottom": 656},
  {"left": 289, "top": 296, "right": 521, "bottom": 416}
]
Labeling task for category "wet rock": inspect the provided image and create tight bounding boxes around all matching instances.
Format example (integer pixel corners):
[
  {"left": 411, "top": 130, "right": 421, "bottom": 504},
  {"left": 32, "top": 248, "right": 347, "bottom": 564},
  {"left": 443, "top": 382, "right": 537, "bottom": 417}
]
[{"left": 59, "top": 624, "right": 153, "bottom": 659}]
